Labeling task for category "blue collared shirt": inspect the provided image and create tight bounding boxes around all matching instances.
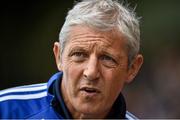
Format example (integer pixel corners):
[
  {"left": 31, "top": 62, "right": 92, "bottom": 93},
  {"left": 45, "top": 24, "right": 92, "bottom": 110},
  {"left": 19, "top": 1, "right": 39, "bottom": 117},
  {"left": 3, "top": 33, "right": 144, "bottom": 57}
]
[{"left": 0, "top": 72, "right": 138, "bottom": 119}]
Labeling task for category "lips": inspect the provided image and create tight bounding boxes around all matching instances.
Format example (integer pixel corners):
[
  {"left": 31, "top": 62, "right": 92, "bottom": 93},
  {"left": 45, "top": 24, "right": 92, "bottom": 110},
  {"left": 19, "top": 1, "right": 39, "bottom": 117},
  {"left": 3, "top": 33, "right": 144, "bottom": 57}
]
[{"left": 80, "top": 86, "right": 100, "bottom": 93}]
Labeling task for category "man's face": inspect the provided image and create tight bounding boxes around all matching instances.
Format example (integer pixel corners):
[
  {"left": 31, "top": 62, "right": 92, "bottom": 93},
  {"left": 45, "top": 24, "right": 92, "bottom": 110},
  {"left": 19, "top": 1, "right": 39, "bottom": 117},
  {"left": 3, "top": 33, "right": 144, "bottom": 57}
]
[{"left": 56, "top": 26, "right": 140, "bottom": 117}]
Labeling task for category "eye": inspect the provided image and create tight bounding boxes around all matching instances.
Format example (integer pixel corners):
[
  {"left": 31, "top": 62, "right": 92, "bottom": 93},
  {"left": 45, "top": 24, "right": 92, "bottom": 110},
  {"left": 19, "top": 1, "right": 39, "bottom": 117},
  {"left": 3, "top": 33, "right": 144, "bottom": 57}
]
[
  {"left": 71, "top": 51, "right": 88, "bottom": 62},
  {"left": 100, "top": 55, "right": 118, "bottom": 68},
  {"left": 72, "top": 52, "right": 85, "bottom": 57},
  {"left": 101, "top": 55, "right": 114, "bottom": 61}
]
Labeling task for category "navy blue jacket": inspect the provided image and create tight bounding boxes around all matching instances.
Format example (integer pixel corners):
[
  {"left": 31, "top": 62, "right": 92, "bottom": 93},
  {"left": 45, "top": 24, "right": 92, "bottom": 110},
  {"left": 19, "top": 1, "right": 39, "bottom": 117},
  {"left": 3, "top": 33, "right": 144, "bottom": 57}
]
[{"left": 0, "top": 72, "right": 138, "bottom": 119}]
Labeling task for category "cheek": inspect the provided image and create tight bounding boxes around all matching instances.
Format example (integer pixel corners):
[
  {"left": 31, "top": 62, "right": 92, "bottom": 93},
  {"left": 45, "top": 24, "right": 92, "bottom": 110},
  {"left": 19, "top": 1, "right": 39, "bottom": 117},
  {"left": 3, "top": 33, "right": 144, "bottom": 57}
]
[
  {"left": 62, "top": 61, "right": 84, "bottom": 89},
  {"left": 64, "top": 62, "right": 84, "bottom": 78},
  {"left": 103, "top": 69, "right": 127, "bottom": 97},
  {"left": 104, "top": 68, "right": 127, "bottom": 84}
]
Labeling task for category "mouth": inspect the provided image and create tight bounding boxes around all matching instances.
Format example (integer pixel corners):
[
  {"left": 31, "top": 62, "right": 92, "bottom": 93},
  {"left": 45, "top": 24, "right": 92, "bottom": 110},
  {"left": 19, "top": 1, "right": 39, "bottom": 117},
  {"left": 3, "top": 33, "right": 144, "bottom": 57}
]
[{"left": 80, "top": 87, "right": 100, "bottom": 95}]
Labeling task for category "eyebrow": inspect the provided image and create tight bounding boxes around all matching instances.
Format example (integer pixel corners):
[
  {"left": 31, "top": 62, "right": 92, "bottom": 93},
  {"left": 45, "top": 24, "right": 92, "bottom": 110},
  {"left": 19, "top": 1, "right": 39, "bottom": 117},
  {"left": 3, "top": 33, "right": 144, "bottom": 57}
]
[
  {"left": 68, "top": 45, "right": 125, "bottom": 60},
  {"left": 68, "top": 47, "right": 89, "bottom": 56}
]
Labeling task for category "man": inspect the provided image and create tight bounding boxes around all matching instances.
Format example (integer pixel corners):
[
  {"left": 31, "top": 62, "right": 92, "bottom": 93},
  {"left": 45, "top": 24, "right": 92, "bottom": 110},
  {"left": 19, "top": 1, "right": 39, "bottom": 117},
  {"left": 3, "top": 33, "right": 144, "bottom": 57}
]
[{"left": 0, "top": 0, "right": 143, "bottom": 119}]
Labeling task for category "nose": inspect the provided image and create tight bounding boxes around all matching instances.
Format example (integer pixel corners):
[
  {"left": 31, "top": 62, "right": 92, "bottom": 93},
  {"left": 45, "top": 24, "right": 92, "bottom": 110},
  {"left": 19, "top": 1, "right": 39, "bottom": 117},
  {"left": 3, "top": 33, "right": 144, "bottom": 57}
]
[{"left": 83, "top": 55, "right": 100, "bottom": 81}]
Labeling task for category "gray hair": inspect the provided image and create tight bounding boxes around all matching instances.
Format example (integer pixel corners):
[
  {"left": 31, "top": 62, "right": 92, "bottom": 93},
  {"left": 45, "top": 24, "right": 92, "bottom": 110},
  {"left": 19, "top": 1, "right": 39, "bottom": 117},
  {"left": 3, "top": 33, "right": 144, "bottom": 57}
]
[{"left": 59, "top": 0, "right": 140, "bottom": 64}]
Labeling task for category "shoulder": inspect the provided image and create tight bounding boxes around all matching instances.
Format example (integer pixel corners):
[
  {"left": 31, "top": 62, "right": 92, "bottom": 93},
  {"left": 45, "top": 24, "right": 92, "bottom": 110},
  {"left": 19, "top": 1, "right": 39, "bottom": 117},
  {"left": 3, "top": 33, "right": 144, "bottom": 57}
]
[
  {"left": 126, "top": 111, "right": 139, "bottom": 120},
  {"left": 0, "top": 83, "right": 48, "bottom": 101},
  {"left": 0, "top": 83, "right": 53, "bottom": 119}
]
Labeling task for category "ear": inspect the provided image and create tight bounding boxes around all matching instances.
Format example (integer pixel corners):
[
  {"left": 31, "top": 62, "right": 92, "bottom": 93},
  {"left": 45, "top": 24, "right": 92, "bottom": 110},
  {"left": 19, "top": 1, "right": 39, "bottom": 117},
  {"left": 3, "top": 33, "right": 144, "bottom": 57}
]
[
  {"left": 126, "top": 54, "right": 143, "bottom": 83},
  {"left": 53, "top": 42, "right": 62, "bottom": 71}
]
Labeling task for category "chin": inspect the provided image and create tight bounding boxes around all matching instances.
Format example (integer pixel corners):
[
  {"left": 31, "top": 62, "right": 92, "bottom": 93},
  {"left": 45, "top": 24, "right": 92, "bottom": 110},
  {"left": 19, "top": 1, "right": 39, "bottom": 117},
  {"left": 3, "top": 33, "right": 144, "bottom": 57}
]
[
  {"left": 76, "top": 102, "right": 104, "bottom": 115},
  {"left": 72, "top": 95, "right": 108, "bottom": 116}
]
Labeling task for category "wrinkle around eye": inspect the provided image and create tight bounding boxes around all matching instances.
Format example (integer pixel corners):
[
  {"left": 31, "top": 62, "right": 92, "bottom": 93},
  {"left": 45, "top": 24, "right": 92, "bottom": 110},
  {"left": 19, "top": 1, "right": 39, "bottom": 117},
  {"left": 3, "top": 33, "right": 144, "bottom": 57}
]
[
  {"left": 70, "top": 52, "right": 88, "bottom": 62},
  {"left": 100, "top": 55, "right": 119, "bottom": 68}
]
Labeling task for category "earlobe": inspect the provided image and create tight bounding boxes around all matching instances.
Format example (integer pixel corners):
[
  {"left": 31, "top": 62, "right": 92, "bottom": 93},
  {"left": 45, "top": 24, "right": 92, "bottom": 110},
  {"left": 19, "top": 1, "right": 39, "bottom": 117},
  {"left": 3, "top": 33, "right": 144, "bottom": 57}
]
[
  {"left": 53, "top": 42, "right": 62, "bottom": 71},
  {"left": 126, "top": 54, "right": 143, "bottom": 83}
]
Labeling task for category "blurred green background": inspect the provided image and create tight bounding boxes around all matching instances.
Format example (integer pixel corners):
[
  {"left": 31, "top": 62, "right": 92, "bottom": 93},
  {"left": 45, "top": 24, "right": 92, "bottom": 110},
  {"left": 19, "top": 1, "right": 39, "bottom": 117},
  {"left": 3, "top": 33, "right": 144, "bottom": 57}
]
[{"left": 1, "top": 0, "right": 180, "bottom": 118}]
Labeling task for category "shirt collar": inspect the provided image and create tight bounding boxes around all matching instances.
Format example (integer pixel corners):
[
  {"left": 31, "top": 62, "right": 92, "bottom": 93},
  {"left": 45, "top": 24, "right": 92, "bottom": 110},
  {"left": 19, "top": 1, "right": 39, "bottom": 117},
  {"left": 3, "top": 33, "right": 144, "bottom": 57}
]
[
  {"left": 47, "top": 72, "right": 63, "bottom": 92},
  {"left": 47, "top": 72, "right": 72, "bottom": 118}
]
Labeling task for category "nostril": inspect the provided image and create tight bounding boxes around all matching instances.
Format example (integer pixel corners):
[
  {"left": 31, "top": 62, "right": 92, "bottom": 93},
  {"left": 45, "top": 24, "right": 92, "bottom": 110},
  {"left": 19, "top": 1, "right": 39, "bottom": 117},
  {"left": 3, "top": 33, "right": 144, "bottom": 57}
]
[{"left": 83, "top": 72, "right": 100, "bottom": 81}]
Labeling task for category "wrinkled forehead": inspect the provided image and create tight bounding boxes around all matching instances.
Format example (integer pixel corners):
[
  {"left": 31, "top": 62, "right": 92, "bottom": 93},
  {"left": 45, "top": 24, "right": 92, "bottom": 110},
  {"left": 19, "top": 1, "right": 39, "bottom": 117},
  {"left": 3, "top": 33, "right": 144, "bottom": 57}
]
[
  {"left": 66, "top": 25, "right": 127, "bottom": 48},
  {"left": 60, "top": 25, "right": 129, "bottom": 60}
]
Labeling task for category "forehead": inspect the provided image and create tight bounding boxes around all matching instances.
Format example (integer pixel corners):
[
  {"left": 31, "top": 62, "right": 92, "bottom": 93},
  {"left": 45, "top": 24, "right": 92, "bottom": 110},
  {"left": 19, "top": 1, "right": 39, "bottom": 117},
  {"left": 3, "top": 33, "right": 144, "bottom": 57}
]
[{"left": 66, "top": 25, "right": 127, "bottom": 50}]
